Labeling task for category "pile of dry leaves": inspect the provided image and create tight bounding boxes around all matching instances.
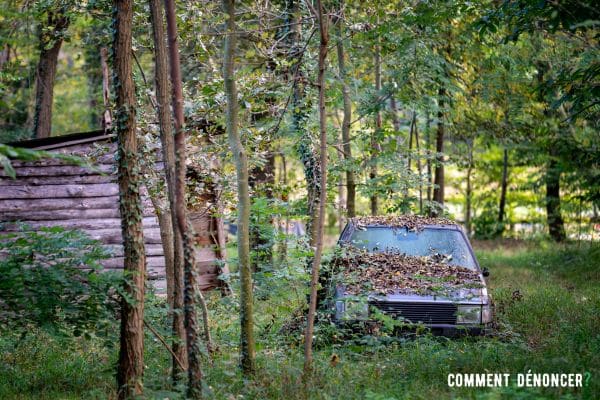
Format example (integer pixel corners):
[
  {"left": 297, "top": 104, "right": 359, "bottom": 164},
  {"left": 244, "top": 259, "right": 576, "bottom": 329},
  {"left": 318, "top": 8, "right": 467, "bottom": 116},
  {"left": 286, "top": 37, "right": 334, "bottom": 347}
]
[
  {"left": 350, "top": 215, "right": 456, "bottom": 231},
  {"left": 332, "top": 247, "right": 481, "bottom": 295}
]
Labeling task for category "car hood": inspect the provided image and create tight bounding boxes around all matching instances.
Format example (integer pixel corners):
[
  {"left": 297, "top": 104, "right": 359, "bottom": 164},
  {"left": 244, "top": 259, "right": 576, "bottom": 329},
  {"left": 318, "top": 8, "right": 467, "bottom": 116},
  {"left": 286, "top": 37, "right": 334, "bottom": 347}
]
[{"left": 337, "top": 285, "right": 489, "bottom": 305}]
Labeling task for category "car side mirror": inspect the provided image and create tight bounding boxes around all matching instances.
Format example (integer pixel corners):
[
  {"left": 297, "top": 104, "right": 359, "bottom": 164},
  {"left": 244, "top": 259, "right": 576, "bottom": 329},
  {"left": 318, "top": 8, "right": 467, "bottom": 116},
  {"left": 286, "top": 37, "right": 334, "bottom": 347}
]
[{"left": 482, "top": 267, "right": 490, "bottom": 277}]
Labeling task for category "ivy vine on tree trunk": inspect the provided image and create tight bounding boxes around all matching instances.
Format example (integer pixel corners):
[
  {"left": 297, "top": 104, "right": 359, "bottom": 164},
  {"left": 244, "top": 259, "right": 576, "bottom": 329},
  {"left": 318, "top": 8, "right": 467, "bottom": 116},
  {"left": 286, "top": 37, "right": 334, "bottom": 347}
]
[{"left": 113, "top": 0, "right": 146, "bottom": 398}]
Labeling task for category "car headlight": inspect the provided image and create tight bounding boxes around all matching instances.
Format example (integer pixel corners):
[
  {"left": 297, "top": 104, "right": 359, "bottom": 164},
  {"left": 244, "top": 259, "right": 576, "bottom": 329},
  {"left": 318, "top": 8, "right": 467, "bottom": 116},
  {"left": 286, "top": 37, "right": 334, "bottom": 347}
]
[
  {"left": 456, "top": 305, "right": 481, "bottom": 324},
  {"left": 336, "top": 299, "right": 369, "bottom": 320},
  {"left": 481, "top": 304, "right": 493, "bottom": 324}
]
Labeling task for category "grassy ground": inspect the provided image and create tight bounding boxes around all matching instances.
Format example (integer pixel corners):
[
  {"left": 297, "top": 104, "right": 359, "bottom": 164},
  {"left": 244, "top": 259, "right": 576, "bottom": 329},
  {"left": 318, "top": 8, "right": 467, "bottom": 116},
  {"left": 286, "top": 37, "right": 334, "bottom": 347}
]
[{"left": 0, "top": 240, "right": 598, "bottom": 399}]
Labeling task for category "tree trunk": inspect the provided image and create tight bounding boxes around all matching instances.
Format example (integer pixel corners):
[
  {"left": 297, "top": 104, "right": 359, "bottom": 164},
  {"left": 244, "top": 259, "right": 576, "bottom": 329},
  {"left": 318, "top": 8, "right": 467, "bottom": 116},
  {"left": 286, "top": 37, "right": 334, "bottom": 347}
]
[
  {"left": 304, "top": 0, "right": 328, "bottom": 374},
  {"left": 390, "top": 95, "right": 400, "bottom": 133},
  {"left": 335, "top": 6, "right": 355, "bottom": 218},
  {"left": 0, "top": 43, "right": 10, "bottom": 70},
  {"left": 222, "top": 0, "right": 256, "bottom": 375},
  {"left": 278, "top": 154, "right": 289, "bottom": 264},
  {"left": 536, "top": 62, "right": 566, "bottom": 242},
  {"left": 337, "top": 131, "right": 344, "bottom": 232},
  {"left": 413, "top": 112, "right": 423, "bottom": 214},
  {"left": 432, "top": 87, "right": 445, "bottom": 215},
  {"left": 33, "top": 11, "right": 69, "bottom": 139},
  {"left": 148, "top": 0, "right": 187, "bottom": 378},
  {"left": 465, "top": 140, "right": 473, "bottom": 237},
  {"left": 113, "top": 1, "right": 145, "bottom": 398},
  {"left": 407, "top": 112, "right": 414, "bottom": 171},
  {"left": 100, "top": 47, "right": 113, "bottom": 131},
  {"left": 288, "top": 0, "right": 320, "bottom": 244},
  {"left": 498, "top": 147, "right": 508, "bottom": 224},
  {"left": 164, "top": 0, "right": 203, "bottom": 396},
  {"left": 84, "top": 47, "right": 102, "bottom": 128},
  {"left": 546, "top": 151, "right": 566, "bottom": 242},
  {"left": 370, "top": 37, "right": 382, "bottom": 216},
  {"left": 249, "top": 153, "right": 275, "bottom": 271},
  {"left": 425, "top": 111, "right": 432, "bottom": 204}
]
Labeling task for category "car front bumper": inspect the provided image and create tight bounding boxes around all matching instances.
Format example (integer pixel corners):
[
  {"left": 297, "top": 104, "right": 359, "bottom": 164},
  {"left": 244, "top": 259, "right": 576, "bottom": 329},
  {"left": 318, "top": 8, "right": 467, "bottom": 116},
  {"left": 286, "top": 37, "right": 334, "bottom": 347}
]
[{"left": 334, "top": 320, "right": 491, "bottom": 336}]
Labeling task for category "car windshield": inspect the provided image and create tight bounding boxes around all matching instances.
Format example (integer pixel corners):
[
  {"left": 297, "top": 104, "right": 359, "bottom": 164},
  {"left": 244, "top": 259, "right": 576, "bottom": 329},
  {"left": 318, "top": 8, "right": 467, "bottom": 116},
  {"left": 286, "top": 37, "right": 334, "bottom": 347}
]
[{"left": 346, "top": 226, "right": 477, "bottom": 270}]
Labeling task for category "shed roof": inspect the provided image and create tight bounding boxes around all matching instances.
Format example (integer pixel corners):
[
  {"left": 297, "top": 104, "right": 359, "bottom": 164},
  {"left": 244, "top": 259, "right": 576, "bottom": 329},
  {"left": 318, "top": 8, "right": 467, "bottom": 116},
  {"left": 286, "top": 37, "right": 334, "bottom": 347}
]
[{"left": 8, "top": 130, "right": 114, "bottom": 151}]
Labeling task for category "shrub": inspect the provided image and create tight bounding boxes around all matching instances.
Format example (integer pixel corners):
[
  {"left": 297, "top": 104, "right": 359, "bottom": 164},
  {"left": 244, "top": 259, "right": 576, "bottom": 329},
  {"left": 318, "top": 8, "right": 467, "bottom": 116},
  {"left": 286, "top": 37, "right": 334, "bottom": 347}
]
[{"left": 0, "top": 226, "right": 119, "bottom": 337}]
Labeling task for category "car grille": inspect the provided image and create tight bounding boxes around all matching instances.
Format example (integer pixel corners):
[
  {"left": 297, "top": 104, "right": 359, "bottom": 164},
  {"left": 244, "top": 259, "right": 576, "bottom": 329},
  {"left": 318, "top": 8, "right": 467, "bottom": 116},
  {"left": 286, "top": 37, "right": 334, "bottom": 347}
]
[{"left": 370, "top": 301, "right": 457, "bottom": 324}]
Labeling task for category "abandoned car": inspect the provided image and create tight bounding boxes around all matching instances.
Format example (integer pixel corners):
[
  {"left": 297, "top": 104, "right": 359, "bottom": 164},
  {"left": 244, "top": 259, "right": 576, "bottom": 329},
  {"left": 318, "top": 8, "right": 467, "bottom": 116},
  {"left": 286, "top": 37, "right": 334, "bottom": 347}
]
[{"left": 328, "top": 215, "right": 493, "bottom": 335}]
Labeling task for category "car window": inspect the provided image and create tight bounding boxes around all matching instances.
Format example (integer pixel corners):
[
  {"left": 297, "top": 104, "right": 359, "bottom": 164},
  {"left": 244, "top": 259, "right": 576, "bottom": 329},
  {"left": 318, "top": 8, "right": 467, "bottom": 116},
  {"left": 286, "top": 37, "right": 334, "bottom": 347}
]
[{"left": 347, "top": 227, "right": 477, "bottom": 270}]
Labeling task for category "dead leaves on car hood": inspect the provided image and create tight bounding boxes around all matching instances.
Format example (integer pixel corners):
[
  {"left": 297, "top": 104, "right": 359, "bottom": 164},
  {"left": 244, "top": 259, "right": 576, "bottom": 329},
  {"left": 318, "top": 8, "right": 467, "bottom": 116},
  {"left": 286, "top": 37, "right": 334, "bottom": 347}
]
[
  {"left": 332, "top": 246, "right": 482, "bottom": 296},
  {"left": 350, "top": 215, "right": 457, "bottom": 231}
]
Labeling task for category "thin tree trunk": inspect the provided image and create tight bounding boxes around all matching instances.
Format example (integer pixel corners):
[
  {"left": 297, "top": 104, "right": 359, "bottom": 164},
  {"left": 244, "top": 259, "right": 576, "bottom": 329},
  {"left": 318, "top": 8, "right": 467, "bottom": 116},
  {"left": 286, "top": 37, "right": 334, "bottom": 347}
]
[
  {"left": 164, "top": 0, "right": 203, "bottom": 396},
  {"left": 100, "top": 47, "right": 113, "bottom": 131},
  {"left": 407, "top": 112, "right": 415, "bottom": 171},
  {"left": 337, "top": 126, "right": 344, "bottom": 232},
  {"left": 154, "top": 206, "right": 175, "bottom": 308},
  {"left": 148, "top": 0, "right": 187, "bottom": 378},
  {"left": 33, "top": 11, "right": 69, "bottom": 139},
  {"left": 391, "top": 95, "right": 410, "bottom": 201},
  {"left": 465, "top": 140, "right": 473, "bottom": 237},
  {"left": 335, "top": 6, "right": 354, "bottom": 218},
  {"left": 413, "top": 113, "right": 423, "bottom": 214},
  {"left": 370, "top": 36, "right": 382, "bottom": 216},
  {"left": 113, "top": 1, "right": 145, "bottom": 398},
  {"left": 425, "top": 111, "right": 432, "bottom": 204},
  {"left": 249, "top": 153, "right": 275, "bottom": 272},
  {"left": 222, "top": 0, "right": 256, "bottom": 375},
  {"left": 304, "top": 0, "right": 328, "bottom": 374},
  {"left": 536, "top": 62, "right": 566, "bottom": 242},
  {"left": 498, "top": 147, "right": 508, "bottom": 224},
  {"left": 288, "top": 0, "right": 320, "bottom": 244},
  {"left": 278, "top": 154, "right": 289, "bottom": 264},
  {"left": 546, "top": 151, "right": 566, "bottom": 242},
  {"left": 0, "top": 43, "right": 10, "bottom": 70},
  {"left": 84, "top": 48, "right": 102, "bottom": 128},
  {"left": 432, "top": 87, "right": 445, "bottom": 215},
  {"left": 390, "top": 95, "right": 401, "bottom": 132}
]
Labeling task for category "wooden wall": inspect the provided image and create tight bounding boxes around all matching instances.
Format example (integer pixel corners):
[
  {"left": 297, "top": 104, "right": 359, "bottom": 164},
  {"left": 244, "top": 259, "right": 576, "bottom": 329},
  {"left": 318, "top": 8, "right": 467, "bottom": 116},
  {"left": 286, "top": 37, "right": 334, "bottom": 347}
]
[
  {"left": 0, "top": 138, "right": 168, "bottom": 290},
  {"left": 1, "top": 133, "right": 229, "bottom": 293}
]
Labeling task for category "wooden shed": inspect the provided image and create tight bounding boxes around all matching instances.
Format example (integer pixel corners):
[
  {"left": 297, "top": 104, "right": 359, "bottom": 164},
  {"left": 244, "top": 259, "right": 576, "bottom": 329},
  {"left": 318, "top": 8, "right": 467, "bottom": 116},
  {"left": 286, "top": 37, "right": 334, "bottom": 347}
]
[{"left": 0, "top": 130, "right": 228, "bottom": 293}]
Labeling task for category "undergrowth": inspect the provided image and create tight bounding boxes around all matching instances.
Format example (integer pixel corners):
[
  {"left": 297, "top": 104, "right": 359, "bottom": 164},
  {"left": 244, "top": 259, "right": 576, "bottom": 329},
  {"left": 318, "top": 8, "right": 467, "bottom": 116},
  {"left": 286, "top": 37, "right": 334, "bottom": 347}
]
[{"left": 0, "top": 241, "right": 598, "bottom": 399}]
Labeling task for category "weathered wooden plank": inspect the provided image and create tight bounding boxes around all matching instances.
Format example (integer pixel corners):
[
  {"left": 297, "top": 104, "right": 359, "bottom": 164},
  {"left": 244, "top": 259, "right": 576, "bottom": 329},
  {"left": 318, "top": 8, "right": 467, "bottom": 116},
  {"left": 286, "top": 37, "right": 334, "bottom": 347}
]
[
  {"left": 0, "top": 196, "right": 119, "bottom": 213},
  {"left": 82, "top": 227, "right": 163, "bottom": 244},
  {"left": 0, "top": 183, "right": 119, "bottom": 200},
  {"left": 102, "top": 255, "right": 165, "bottom": 269},
  {"left": 198, "top": 273, "right": 222, "bottom": 291},
  {"left": 30, "top": 133, "right": 115, "bottom": 152},
  {"left": 151, "top": 279, "right": 167, "bottom": 290},
  {"left": 11, "top": 141, "right": 116, "bottom": 167},
  {"left": 48, "top": 141, "right": 116, "bottom": 154},
  {"left": 0, "top": 217, "right": 159, "bottom": 232},
  {"left": 197, "top": 260, "right": 220, "bottom": 275},
  {"left": 0, "top": 163, "right": 115, "bottom": 178},
  {"left": 0, "top": 207, "right": 155, "bottom": 222},
  {"left": 147, "top": 268, "right": 166, "bottom": 279},
  {"left": 105, "top": 243, "right": 165, "bottom": 257},
  {"left": 13, "top": 153, "right": 116, "bottom": 168},
  {"left": 0, "top": 196, "right": 153, "bottom": 213},
  {"left": 0, "top": 174, "right": 116, "bottom": 186},
  {"left": 0, "top": 226, "right": 161, "bottom": 244},
  {"left": 194, "top": 246, "right": 219, "bottom": 263}
]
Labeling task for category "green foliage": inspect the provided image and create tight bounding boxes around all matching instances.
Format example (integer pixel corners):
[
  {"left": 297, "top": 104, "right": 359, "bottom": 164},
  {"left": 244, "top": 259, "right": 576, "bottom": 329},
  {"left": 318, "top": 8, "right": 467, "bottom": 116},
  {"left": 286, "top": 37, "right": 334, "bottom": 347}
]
[
  {"left": 0, "top": 226, "right": 119, "bottom": 336},
  {"left": 472, "top": 199, "right": 505, "bottom": 240}
]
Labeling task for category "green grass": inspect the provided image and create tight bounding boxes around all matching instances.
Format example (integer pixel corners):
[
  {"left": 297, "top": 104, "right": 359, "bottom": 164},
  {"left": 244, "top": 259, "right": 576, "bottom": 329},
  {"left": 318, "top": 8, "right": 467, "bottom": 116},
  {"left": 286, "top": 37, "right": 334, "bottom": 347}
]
[{"left": 1, "top": 241, "right": 598, "bottom": 399}]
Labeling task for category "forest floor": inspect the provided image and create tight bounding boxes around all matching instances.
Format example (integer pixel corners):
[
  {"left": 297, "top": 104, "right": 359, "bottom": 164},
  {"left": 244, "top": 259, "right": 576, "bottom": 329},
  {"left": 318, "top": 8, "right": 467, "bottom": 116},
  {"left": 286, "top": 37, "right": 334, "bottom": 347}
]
[{"left": 0, "top": 240, "right": 598, "bottom": 399}]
